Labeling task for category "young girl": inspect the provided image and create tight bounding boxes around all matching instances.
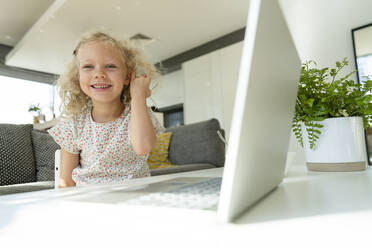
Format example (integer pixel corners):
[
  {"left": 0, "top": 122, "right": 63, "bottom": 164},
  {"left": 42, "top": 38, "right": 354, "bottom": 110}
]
[{"left": 48, "top": 31, "right": 164, "bottom": 187}]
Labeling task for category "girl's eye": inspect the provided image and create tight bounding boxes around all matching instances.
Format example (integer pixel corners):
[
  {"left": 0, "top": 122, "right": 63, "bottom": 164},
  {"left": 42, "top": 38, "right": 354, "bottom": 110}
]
[
  {"left": 82, "top": 65, "right": 93, "bottom": 69},
  {"left": 106, "top": 64, "right": 117, "bottom": 69}
]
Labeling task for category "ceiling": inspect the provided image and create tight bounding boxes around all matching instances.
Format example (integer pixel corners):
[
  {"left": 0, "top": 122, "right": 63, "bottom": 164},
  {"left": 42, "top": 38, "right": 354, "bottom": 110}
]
[{"left": 0, "top": 0, "right": 249, "bottom": 75}]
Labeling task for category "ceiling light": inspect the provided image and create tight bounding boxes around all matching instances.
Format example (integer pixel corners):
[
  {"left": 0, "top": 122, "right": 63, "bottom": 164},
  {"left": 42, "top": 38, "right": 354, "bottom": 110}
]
[
  {"left": 130, "top": 33, "right": 155, "bottom": 50},
  {"left": 130, "top": 33, "right": 153, "bottom": 42}
]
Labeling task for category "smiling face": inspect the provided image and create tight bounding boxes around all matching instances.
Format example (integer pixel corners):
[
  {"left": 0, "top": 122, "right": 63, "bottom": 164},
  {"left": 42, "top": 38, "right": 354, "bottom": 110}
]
[{"left": 77, "top": 41, "right": 130, "bottom": 106}]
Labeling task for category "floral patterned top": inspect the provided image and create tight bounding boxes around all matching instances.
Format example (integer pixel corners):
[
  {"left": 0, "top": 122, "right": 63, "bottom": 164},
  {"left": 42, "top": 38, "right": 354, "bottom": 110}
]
[{"left": 48, "top": 105, "right": 164, "bottom": 186}]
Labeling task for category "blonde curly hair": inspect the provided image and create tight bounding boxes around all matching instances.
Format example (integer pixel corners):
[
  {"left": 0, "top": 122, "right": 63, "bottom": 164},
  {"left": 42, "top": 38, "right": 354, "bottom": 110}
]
[{"left": 57, "top": 31, "right": 158, "bottom": 119}]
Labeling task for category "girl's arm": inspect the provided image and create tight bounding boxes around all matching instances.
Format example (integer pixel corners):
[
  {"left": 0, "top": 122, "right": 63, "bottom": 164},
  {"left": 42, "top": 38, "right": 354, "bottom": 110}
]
[
  {"left": 59, "top": 149, "right": 79, "bottom": 188},
  {"left": 129, "top": 74, "right": 157, "bottom": 156}
]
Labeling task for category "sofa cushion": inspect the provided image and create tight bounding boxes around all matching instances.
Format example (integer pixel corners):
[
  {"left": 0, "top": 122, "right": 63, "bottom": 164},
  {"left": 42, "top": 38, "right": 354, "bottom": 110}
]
[
  {"left": 31, "top": 130, "right": 60, "bottom": 181},
  {"left": 0, "top": 124, "right": 36, "bottom": 186},
  {"left": 166, "top": 119, "right": 225, "bottom": 167},
  {"left": 147, "top": 132, "right": 173, "bottom": 169},
  {"left": 150, "top": 163, "right": 215, "bottom": 176}
]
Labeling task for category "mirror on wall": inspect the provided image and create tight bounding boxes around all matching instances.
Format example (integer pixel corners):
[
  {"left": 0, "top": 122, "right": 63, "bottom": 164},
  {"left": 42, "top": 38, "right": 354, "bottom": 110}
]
[{"left": 351, "top": 23, "right": 372, "bottom": 165}]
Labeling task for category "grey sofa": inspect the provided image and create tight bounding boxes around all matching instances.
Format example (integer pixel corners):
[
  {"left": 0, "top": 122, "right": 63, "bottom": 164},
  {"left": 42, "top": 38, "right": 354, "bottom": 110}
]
[
  {"left": 0, "top": 119, "right": 225, "bottom": 195},
  {"left": 151, "top": 119, "right": 225, "bottom": 175}
]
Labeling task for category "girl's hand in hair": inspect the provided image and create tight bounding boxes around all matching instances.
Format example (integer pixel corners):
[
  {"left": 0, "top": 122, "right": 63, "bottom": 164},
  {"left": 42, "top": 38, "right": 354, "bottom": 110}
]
[{"left": 129, "top": 71, "right": 152, "bottom": 100}]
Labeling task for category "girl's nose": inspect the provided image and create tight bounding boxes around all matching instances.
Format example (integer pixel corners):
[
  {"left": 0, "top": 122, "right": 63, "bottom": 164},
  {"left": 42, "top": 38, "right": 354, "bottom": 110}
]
[{"left": 94, "top": 71, "right": 106, "bottom": 79}]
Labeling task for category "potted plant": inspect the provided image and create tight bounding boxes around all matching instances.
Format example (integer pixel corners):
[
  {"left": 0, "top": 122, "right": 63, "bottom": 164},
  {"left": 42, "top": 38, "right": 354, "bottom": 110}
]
[
  {"left": 28, "top": 104, "right": 43, "bottom": 124},
  {"left": 292, "top": 57, "right": 372, "bottom": 171}
]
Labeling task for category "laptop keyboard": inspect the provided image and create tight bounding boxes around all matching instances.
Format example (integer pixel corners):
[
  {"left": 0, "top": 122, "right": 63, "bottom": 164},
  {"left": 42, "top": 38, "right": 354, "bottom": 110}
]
[{"left": 126, "top": 177, "right": 222, "bottom": 210}]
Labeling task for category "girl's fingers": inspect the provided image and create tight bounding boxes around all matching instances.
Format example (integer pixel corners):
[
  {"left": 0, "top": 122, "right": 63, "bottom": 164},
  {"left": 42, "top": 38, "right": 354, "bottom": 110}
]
[
  {"left": 135, "top": 73, "right": 152, "bottom": 87},
  {"left": 131, "top": 72, "right": 152, "bottom": 91}
]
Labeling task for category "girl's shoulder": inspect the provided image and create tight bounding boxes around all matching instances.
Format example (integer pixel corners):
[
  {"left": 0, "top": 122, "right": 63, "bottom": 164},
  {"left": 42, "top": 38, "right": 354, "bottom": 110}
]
[{"left": 58, "top": 107, "right": 90, "bottom": 130}]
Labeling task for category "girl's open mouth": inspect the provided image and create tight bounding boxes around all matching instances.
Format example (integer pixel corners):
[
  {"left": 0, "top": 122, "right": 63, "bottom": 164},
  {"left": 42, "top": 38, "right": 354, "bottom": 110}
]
[{"left": 91, "top": 84, "right": 112, "bottom": 90}]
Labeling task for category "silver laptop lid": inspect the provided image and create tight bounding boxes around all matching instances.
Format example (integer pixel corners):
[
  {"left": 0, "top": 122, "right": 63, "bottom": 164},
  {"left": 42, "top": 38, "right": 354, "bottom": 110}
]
[{"left": 217, "top": 0, "right": 301, "bottom": 222}]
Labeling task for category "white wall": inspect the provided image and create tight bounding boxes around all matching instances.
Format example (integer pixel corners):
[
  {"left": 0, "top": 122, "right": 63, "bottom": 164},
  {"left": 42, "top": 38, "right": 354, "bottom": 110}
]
[
  {"left": 219, "top": 42, "right": 243, "bottom": 139},
  {"left": 148, "top": 70, "right": 184, "bottom": 108},
  {"left": 182, "top": 50, "right": 224, "bottom": 125},
  {"left": 280, "top": 0, "right": 372, "bottom": 68},
  {"left": 181, "top": 42, "right": 242, "bottom": 137},
  {"left": 279, "top": 0, "right": 372, "bottom": 164}
]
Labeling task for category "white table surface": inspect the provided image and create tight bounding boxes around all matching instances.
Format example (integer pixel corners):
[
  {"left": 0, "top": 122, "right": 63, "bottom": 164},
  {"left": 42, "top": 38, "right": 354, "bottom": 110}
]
[{"left": 1, "top": 165, "right": 372, "bottom": 248}]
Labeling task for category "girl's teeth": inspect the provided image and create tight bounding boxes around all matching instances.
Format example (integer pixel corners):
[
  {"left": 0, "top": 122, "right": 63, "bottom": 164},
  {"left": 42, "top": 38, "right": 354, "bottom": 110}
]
[{"left": 93, "top": 85, "right": 110, "bottom": 88}]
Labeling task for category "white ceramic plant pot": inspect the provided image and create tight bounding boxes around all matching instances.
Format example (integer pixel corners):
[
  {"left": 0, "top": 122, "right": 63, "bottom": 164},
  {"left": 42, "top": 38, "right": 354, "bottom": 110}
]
[{"left": 302, "top": 117, "right": 367, "bottom": 172}]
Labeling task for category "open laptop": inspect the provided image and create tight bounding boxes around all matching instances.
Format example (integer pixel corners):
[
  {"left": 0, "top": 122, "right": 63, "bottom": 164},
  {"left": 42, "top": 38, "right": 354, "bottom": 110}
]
[{"left": 63, "top": 0, "right": 301, "bottom": 223}]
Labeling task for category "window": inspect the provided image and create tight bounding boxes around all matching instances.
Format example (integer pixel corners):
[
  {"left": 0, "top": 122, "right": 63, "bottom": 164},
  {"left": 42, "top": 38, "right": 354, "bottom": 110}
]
[
  {"left": 0, "top": 75, "right": 56, "bottom": 124},
  {"left": 357, "top": 54, "right": 372, "bottom": 83}
]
